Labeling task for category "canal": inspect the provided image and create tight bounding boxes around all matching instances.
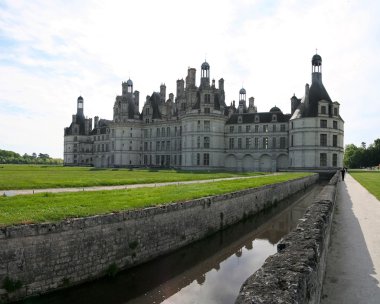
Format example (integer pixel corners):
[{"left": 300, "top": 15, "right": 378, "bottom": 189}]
[{"left": 21, "top": 182, "right": 324, "bottom": 304}]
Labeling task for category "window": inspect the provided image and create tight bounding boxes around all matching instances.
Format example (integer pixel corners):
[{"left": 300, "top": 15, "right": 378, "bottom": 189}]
[
  {"left": 272, "top": 115, "right": 277, "bottom": 122},
  {"left": 273, "top": 125, "right": 276, "bottom": 132},
  {"left": 197, "top": 136, "right": 200, "bottom": 148},
  {"left": 280, "top": 124, "right": 285, "bottom": 132},
  {"left": 334, "top": 108, "right": 338, "bottom": 116},
  {"left": 263, "top": 125, "right": 268, "bottom": 133},
  {"left": 204, "top": 108, "right": 210, "bottom": 114},
  {"left": 333, "top": 135, "right": 338, "bottom": 147},
  {"left": 175, "top": 126, "right": 177, "bottom": 136},
  {"left": 229, "top": 138, "right": 234, "bottom": 149},
  {"left": 238, "top": 138, "right": 242, "bottom": 149},
  {"left": 162, "top": 127, "right": 165, "bottom": 137},
  {"left": 157, "top": 128, "right": 160, "bottom": 137},
  {"left": 146, "top": 108, "right": 150, "bottom": 115},
  {"left": 255, "top": 125, "right": 259, "bottom": 133},
  {"left": 156, "top": 141, "right": 160, "bottom": 151},
  {"left": 321, "top": 106, "right": 326, "bottom": 114},
  {"left": 280, "top": 137, "right": 286, "bottom": 149},
  {"left": 333, "top": 121, "right": 338, "bottom": 129},
  {"left": 320, "top": 134, "right": 327, "bottom": 146},
  {"left": 144, "top": 142, "right": 148, "bottom": 151},
  {"left": 291, "top": 135, "right": 294, "bottom": 147},
  {"left": 162, "top": 141, "right": 165, "bottom": 150},
  {"left": 197, "top": 153, "right": 200, "bottom": 165},
  {"left": 320, "top": 153, "right": 327, "bottom": 166},
  {"left": 255, "top": 115, "right": 259, "bottom": 123},
  {"left": 272, "top": 137, "right": 277, "bottom": 149},
  {"left": 204, "top": 121, "right": 210, "bottom": 131},
  {"left": 204, "top": 94, "right": 210, "bottom": 104},
  {"left": 246, "top": 125, "right": 251, "bottom": 133},
  {"left": 167, "top": 141, "right": 170, "bottom": 150},
  {"left": 263, "top": 137, "right": 269, "bottom": 149},
  {"left": 204, "top": 137, "right": 210, "bottom": 149},
  {"left": 246, "top": 138, "right": 250, "bottom": 149},
  {"left": 254, "top": 138, "right": 259, "bottom": 149},
  {"left": 320, "top": 120, "right": 327, "bottom": 128},
  {"left": 156, "top": 155, "right": 160, "bottom": 165},
  {"left": 238, "top": 126, "right": 242, "bottom": 133},
  {"left": 167, "top": 127, "right": 170, "bottom": 136},
  {"left": 238, "top": 116, "right": 243, "bottom": 123},
  {"left": 203, "top": 153, "right": 210, "bottom": 166},
  {"left": 230, "top": 126, "right": 234, "bottom": 133},
  {"left": 333, "top": 154, "right": 338, "bottom": 167},
  {"left": 197, "top": 120, "right": 201, "bottom": 131}
]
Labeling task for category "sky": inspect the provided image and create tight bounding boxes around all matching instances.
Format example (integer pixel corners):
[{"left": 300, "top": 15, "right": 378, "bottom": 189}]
[{"left": 0, "top": 0, "right": 379, "bottom": 158}]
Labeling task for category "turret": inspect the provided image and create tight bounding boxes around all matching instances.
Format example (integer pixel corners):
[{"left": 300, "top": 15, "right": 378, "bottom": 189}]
[
  {"left": 77, "top": 96, "right": 84, "bottom": 117},
  {"left": 200, "top": 61, "right": 210, "bottom": 87},
  {"left": 312, "top": 53, "right": 322, "bottom": 83},
  {"left": 122, "top": 79, "right": 133, "bottom": 96}
]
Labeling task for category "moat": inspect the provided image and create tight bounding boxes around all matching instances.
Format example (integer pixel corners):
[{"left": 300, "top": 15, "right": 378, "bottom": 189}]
[{"left": 20, "top": 183, "right": 324, "bottom": 304}]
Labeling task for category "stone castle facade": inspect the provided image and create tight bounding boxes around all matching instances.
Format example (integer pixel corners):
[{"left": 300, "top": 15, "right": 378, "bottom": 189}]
[{"left": 64, "top": 53, "right": 344, "bottom": 171}]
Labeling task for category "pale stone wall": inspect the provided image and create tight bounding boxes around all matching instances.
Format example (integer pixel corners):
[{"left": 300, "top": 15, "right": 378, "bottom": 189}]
[
  {"left": 235, "top": 171, "right": 339, "bottom": 304},
  {"left": 0, "top": 175, "right": 317, "bottom": 303}
]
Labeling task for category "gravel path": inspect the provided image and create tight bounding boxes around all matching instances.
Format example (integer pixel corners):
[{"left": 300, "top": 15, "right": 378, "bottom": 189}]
[
  {"left": 2, "top": 174, "right": 275, "bottom": 197},
  {"left": 321, "top": 174, "right": 380, "bottom": 303}
]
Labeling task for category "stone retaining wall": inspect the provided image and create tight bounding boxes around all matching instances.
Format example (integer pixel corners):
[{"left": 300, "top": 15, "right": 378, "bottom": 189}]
[
  {"left": 0, "top": 174, "right": 318, "bottom": 303},
  {"left": 235, "top": 171, "right": 340, "bottom": 304}
]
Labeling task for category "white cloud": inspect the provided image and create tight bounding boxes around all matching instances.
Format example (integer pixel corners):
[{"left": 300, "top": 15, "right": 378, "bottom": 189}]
[{"left": 0, "top": 0, "right": 379, "bottom": 157}]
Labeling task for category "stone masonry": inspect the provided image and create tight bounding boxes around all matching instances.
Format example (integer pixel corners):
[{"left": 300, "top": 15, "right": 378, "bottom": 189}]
[{"left": 0, "top": 175, "right": 318, "bottom": 302}]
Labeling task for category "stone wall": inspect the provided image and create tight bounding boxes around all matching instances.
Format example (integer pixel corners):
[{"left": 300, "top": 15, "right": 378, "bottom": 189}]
[
  {"left": 0, "top": 174, "right": 318, "bottom": 303},
  {"left": 235, "top": 171, "right": 340, "bottom": 304}
]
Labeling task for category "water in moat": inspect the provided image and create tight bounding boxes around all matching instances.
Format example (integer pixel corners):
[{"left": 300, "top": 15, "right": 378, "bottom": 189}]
[{"left": 22, "top": 183, "right": 324, "bottom": 304}]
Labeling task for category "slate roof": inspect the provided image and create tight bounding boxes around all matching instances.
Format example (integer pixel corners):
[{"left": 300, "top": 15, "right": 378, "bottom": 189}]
[{"left": 226, "top": 112, "right": 291, "bottom": 124}]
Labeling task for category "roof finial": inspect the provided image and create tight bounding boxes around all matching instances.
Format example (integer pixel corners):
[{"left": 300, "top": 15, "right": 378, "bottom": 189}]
[{"left": 316, "top": 48, "right": 318, "bottom": 54}]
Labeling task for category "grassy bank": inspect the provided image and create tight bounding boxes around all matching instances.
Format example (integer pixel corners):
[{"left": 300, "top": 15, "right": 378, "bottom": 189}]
[
  {"left": 0, "top": 165, "right": 265, "bottom": 190},
  {"left": 350, "top": 171, "right": 380, "bottom": 200},
  {"left": 0, "top": 173, "right": 312, "bottom": 226}
]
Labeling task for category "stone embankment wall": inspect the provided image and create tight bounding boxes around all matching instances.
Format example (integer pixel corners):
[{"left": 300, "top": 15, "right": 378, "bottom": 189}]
[
  {"left": 0, "top": 174, "right": 318, "bottom": 303},
  {"left": 235, "top": 171, "right": 340, "bottom": 304}
]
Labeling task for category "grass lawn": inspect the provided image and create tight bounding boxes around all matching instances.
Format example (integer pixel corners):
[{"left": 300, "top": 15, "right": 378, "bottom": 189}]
[
  {"left": 350, "top": 171, "right": 380, "bottom": 200},
  {"left": 0, "top": 165, "right": 266, "bottom": 190},
  {"left": 0, "top": 172, "right": 312, "bottom": 226}
]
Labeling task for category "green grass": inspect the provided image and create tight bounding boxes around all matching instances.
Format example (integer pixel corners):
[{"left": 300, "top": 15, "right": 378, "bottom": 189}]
[
  {"left": 0, "top": 173, "right": 312, "bottom": 226},
  {"left": 0, "top": 165, "right": 266, "bottom": 190},
  {"left": 350, "top": 171, "right": 380, "bottom": 200}
]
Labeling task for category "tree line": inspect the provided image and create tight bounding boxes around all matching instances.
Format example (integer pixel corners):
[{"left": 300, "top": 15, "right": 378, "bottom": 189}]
[
  {"left": 344, "top": 138, "right": 380, "bottom": 169},
  {"left": 0, "top": 149, "right": 63, "bottom": 165}
]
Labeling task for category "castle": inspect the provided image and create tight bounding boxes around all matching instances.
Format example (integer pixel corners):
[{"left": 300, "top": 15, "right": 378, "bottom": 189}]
[{"left": 64, "top": 53, "right": 344, "bottom": 171}]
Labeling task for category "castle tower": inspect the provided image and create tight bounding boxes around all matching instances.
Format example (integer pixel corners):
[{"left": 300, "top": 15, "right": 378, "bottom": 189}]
[
  {"left": 122, "top": 78, "right": 134, "bottom": 96},
  {"left": 200, "top": 61, "right": 210, "bottom": 87},
  {"left": 77, "top": 96, "right": 84, "bottom": 117},
  {"left": 238, "top": 88, "right": 246, "bottom": 113}
]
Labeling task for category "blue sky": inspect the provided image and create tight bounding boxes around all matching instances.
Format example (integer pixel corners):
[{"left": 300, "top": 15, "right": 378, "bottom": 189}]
[{"left": 0, "top": 0, "right": 379, "bottom": 158}]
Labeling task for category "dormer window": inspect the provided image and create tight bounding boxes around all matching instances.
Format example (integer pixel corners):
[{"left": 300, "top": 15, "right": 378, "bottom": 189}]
[
  {"left": 334, "top": 108, "right": 338, "bottom": 116},
  {"left": 272, "top": 115, "right": 277, "bottom": 121},
  {"left": 238, "top": 116, "right": 243, "bottom": 123},
  {"left": 255, "top": 115, "right": 259, "bottom": 123},
  {"left": 321, "top": 106, "right": 326, "bottom": 114}
]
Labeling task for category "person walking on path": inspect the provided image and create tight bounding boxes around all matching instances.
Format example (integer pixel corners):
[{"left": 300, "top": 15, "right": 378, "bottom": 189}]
[{"left": 341, "top": 167, "right": 346, "bottom": 181}]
